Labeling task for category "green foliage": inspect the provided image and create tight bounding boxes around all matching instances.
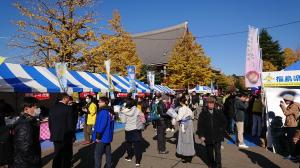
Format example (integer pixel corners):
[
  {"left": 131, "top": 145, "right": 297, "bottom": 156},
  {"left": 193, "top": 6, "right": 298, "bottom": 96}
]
[
  {"left": 259, "top": 29, "right": 284, "bottom": 71},
  {"left": 139, "top": 64, "right": 163, "bottom": 84}
]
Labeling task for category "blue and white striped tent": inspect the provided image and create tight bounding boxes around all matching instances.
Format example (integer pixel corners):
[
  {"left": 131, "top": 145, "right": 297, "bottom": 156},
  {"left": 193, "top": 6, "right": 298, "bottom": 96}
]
[
  {"left": 189, "top": 85, "right": 211, "bottom": 93},
  {"left": 154, "top": 85, "right": 176, "bottom": 95},
  {"left": 0, "top": 63, "right": 63, "bottom": 92},
  {"left": 0, "top": 63, "right": 150, "bottom": 93}
]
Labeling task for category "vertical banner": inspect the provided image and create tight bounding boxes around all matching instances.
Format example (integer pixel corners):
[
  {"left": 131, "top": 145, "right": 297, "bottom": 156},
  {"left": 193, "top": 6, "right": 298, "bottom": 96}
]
[
  {"left": 210, "top": 81, "right": 215, "bottom": 94},
  {"left": 127, "top": 66, "right": 136, "bottom": 93},
  {"left": 104, "top": 59, "right": 114, "bottom": 99},
  {"left": 147, "top": 71, "right": 155, "bottom": 90},
  {"left": 245, "top": 26, "right": 261, "bottom": 88},
  {"left": 55, "top": 62, "right": 68, "bottom": 92}
]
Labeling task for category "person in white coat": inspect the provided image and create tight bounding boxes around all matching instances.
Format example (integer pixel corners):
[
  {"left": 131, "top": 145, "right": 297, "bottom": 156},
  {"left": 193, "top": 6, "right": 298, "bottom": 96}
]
[
  {"left": 119, "top": 98, "right": 143, "bottom": 167},
  {"left": 175, "top": 96, "right": 195, "bottom": 163}
]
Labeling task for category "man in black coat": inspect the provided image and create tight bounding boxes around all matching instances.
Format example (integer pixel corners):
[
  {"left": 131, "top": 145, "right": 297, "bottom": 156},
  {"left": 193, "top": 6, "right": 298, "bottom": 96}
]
[
  {"left": 223, "top": 93, "right": 236, "bottom": 134},
  {"left": 152, "top": 93, "right": 170, "bottom": 154},
  {"left": 49, "top": 93, "right": 73, "bottom": 168},
  {"left": 197, "top": 97, "right": 227, "bottom": 168},
  {"left": 13, "top": 97, "right": 41, "bottom": 168}
]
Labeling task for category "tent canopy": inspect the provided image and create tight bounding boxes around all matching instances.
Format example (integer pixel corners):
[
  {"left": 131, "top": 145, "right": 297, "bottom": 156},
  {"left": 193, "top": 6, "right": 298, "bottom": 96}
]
[
  {"left": 153, "top": 85, "right": 175, "bottom": 95},
  {"left": 284, "top": 61, "right": 300, "bottom": 71},
  {"left": 189, "top": 85, "right": 211, "bottom": 93},
  {"left": 0, "top": 63, "right": 152, "bottom": 93}
]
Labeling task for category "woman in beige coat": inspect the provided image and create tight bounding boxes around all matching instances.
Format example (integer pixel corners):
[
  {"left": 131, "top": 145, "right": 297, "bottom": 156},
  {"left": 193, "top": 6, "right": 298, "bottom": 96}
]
[{"left": 280, "top": 94, "right": 300, "bottom": 160}]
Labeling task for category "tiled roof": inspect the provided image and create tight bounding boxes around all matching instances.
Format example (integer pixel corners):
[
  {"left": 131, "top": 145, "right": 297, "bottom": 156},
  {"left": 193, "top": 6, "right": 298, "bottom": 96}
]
[{"left": 132, "top": 22, "right": 188, "bottom": 65}]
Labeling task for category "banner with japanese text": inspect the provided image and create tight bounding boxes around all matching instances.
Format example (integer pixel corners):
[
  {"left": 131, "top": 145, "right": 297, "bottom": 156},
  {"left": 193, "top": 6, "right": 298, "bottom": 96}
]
[
  {"left": 262, "top": 70, "right": 300, "bottom": 87},
  {"left": 245, "top": 26, "right": 262, "bottom": 88}
]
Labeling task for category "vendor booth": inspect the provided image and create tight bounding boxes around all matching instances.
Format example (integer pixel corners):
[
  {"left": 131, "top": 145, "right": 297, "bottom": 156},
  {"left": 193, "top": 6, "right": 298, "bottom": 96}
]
[
  {"left": 153, "top": 85, "right": 176, "bottom": 95},
  {"left": 262, "top": 70, "right": 300, "bottom": 149},
  {"left": 188, "top": 85, "right": 211, "bottom": 94},
  {"left": 0, "top": 63, "right": 174, "bottom": 140}
]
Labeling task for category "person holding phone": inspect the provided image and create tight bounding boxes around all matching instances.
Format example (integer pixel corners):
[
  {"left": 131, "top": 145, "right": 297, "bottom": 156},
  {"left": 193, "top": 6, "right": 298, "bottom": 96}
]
[
  {"left": 234, "top": 93, "right": 249, "bottom": 149},
  {"left": 280, "top": 94, "right": 300, "bottom": 161}
]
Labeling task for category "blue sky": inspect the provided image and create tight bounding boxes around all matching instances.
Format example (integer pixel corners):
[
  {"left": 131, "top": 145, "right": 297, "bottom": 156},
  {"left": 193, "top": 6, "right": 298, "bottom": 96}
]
[{"left": 1, "top": 0, "right": 300, "bottom": 75}]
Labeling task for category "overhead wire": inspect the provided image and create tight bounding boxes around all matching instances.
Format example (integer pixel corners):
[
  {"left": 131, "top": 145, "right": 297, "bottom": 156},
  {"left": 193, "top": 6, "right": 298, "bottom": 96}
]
[{"left": 3, "top": 20, "right": 300, "bottom": 59}]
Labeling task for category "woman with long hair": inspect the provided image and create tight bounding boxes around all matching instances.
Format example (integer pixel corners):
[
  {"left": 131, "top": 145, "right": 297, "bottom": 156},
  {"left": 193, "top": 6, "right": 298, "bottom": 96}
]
[{"left": 176, "top": 96, "right": 195, "bottom": 163}]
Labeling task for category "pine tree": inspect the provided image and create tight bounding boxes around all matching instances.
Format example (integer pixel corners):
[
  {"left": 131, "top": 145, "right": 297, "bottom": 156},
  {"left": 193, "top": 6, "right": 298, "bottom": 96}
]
[
  {"left": 85, "top": 10, "right": 142, "bottom": 75},
  {"left": 259, "top": 29, "right": 284, "bottom": 71},
  {"left": 166, "top": 32, "right": 213, "bottom": 89}
]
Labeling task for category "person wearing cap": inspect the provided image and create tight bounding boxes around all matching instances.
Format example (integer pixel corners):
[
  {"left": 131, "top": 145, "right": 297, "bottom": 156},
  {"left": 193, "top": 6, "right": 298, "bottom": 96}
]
[
  {"left": 197, "top": 96, "right": 227, "bottom": 168},
  {"left": 280, "top": 94, "right": 300, "bottom": 160}
]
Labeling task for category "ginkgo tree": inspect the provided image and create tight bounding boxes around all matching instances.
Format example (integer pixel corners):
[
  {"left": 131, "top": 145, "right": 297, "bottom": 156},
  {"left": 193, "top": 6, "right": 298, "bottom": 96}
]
[
  {"left": 12, "top": 0, "right": 96, "bottom": 69},
  {"left": 166, "top": 32, "right": 213, "bottom": 89},
  {"left": 84, "top": 10, "right": 142, "bottom": 76}
]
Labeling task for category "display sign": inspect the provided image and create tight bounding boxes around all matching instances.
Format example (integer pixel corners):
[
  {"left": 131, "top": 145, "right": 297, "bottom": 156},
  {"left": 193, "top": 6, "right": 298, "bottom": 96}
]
[
  {"left": 55, "top": 62, "right": 68, "bottom": 92},
  {"left": 79, "top": 92, "right": 96, "bottom": 98},
  {"left": 25, "top": 93, "right": 50, "bottom": 100},
  {"left": 147, "top": 71, "right": 155, "bottom": 90},
  {"left": 262, "top": 70, "right": 300, "bottom": 87},
  {"left": 127, "top": 65, "right": 137, "bottom": 93}
]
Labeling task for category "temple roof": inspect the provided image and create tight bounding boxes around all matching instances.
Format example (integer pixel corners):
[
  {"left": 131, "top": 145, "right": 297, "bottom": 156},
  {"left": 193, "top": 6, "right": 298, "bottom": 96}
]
[{"left": 132, "top": 22, "right": 188, "bottom": 65}]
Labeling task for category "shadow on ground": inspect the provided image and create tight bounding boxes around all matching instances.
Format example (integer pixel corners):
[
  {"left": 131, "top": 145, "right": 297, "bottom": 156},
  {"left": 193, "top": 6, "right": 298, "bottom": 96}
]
[
  {"left": 194, "top": 143, "right": 209, "bottom": 167},
  {"left": 239, "top": 149, "right": 280, "bottom": 168},
  {"left": 111, "top": 138, "right": 150, "bottom": 168},
  {"left": 72, "top": 143, "right": 95, "bottom": 168},
  {"left": 42, "top": 152, "right": 54, "bottom": 167}
]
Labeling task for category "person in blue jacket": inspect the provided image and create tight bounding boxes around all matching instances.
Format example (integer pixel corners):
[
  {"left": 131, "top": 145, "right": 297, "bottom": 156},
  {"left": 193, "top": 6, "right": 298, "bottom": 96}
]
[{"left": 93, "top": 97, "right": 115, "bottom": 168}]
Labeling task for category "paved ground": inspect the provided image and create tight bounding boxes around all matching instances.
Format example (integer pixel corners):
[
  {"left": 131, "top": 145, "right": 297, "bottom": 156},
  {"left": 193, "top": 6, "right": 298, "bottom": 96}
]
[{"left": 42, "top": 124, "right": 299, "bottom": 168}]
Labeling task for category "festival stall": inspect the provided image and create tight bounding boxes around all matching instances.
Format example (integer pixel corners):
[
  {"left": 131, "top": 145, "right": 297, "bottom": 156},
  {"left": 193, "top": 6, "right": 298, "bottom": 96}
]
[
  {"left": 188, "top": 85, "right": 211, "bottom": 94},
  {"left": 0, "top": 63, "right": 152, "bottom": 140},
  {"left": 262, "top": 70, "right": 300, "bottom": 149},
  {"left": 152, "top": 85, "right": 176, "bottom": 95}
]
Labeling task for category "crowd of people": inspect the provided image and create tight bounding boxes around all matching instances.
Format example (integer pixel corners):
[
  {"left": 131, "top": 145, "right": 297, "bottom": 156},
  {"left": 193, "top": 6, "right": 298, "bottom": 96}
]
[{"left": 0, "top": 89, "right": 299, "bottom": 168}]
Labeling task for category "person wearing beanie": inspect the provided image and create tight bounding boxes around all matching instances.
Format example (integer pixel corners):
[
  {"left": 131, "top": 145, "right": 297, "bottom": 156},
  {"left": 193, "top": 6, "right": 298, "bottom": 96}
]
[
  {"left": 197, "top": 96, "right": 227, "bottom": 168},
  {"left": 280, "top": 93, "right": 300, "bottom": 161}
]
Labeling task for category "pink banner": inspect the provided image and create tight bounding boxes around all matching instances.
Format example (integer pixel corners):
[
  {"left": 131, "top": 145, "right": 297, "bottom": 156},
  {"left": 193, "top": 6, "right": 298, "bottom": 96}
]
[{"left": 245, "top": 26, "right": 262, "bottom": 88}]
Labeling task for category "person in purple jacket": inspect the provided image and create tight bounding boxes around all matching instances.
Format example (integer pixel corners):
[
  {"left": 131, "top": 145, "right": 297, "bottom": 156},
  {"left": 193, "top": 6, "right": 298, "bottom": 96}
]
[{"left": 93, "top": 97, "right": 115, "bottom": 168}]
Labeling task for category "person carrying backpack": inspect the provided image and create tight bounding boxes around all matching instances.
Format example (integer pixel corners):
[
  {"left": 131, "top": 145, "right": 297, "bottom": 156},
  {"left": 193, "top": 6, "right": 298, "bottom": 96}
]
[{"left": 152, "top": 93, "right": 169, "bottom": 154}]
